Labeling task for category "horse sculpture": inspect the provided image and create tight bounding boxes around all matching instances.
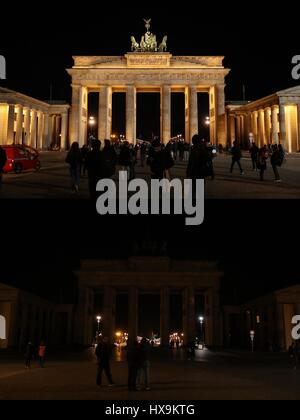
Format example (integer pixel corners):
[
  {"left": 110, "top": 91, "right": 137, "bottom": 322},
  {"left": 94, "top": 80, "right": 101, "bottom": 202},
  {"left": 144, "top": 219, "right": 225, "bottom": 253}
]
[
  {"left": 131, "top": 36, "right": 139, "bottom": 52},
  {"left": 159, "top": 36, "right": 168, "bottom": 52}
]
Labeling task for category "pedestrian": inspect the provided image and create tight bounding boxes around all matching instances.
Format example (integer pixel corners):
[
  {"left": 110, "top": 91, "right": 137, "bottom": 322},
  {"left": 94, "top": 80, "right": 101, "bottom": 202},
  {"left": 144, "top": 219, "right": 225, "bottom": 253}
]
[
  {"left": 140, "top": 142, "right": 147, "bottom": 167},
  {"left": 65, "top": 142, "right": 82, "bottom": 192},
  {"left": 85, "top": 139, "right": 103, "bottom": 200},
  {"left": 24, "top": 342, "right": 35, "bottom": 369},
  {"left": 102, "top": 139, "right": 117, "bottom": 178},
  {"left": 38, "top": 341, "right": 46, "bottom": 368},
  {"left": 187, "top": 135, "right": 211, "bottom": 186},
  {"left": 147, "top": 139, "right": 174, "bottom": 180},
  {"left": 183, "top": 142, "right": 190, "bottom": 162},
  {"left": 95, "top": 336, "right": 115, "bottom": 387},
  {"left": 136, "top": 338, "right": 151, "bottom": 391},
  {"left": 271, "top": 144, "right": 284, "bottom": 182},
  {"left": 0, "top": 145, "right": 7, "bottom": 190},
  {"left": 230, "top": 141, "right": 244, "bottom": 175},
  {"left": 118, "top": 141, "right": 132, "bottom": 180},
  {"left": 127, "top": 338, "right": 139, "bottom": 391},
  {"left": 288, "top": 342, "right": 298, "bottom": 369},
  {"left": 257, "top": 145, "right": 268, "bottom": 181},
  {"left": 80, "top": 144, "right": 89, "bottom": 176},
  {"left": 249, "top": 142, "right": 259, "bottom": 171}
]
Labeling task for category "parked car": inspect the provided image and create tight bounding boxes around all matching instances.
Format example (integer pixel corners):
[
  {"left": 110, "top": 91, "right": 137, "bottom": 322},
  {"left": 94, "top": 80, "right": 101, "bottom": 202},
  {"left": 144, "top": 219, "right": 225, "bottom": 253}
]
[{"left": 2, "top": 145, "right": 41, "bottom": 174}]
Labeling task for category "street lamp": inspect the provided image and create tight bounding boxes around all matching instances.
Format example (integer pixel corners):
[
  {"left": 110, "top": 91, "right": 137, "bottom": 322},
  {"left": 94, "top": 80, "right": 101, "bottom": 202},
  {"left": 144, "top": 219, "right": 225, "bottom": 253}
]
[
  {"left": 96, "top": 315, "right": 102, "bottom": 335},
  {"left": 205, "top": 117, "right": 210, "bottom": 125},
  {"left": 89, "top": 116, "right": 96, "bottom": 137},
  {"left": 199, "top": 316, "right": 204, "bottom": 343}
]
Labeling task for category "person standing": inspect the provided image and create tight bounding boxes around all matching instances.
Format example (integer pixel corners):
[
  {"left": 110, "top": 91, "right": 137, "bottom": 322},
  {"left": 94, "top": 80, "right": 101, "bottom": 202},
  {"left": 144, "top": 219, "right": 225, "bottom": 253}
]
[
  {"left": 118, "top": 141, "right": 132, "bottom": 180},
  {"left": 38, "top": 341, "right": 46, "bottom": 368},
  {"left": 24, "top": 342, "right": 35, "bottom": 369},
  {"left": 271, "top": 144, "right": 284, "bottom": 182},
  {"left": 147, "top": 139, "right": 174, "bottom": 180},
  {"left": 85, "top": 140, "right": 103, "bottom": 200},
  {"left": 140, "top": 142, "right": 147, "bottom": 167},
  {"left": 257, "top": 145, "right": 268, "bottom": 181},
  {"left": 65, "top": 142, "right": 82, "bottom": 192},
  {"left": 136, "top": 338, "right": 151, "bottom": 391},
  {"left": 95, "top": 336, "right": 115, "bottom": 387},
  {"left": 102, "top": 139, "right": 117, "bottom": 178},
  {"left": 0, "top": 145, "right": 7, "bottom": 190},
  {"left": 250, "top": 142, "right": 259, "bottom": 171},
  {"left": 127, "top": 338, "right": 139, "bottom": 391},
  {"left": 230, "top": 141, "right": 244, "bottom": 175}
]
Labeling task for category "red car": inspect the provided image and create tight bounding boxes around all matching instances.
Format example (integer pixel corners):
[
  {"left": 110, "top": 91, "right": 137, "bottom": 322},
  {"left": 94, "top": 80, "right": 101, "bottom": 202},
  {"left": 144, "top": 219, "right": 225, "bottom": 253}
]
[{"left": 2, "top": 145, "right": 41, "bottom": 174}]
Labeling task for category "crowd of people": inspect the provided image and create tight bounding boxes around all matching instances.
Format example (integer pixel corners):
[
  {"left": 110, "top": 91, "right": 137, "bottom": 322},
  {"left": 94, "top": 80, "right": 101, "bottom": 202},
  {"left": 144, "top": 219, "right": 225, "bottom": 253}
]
[{"left": 95, "top": 335, "right": 151, "bottom": 391}]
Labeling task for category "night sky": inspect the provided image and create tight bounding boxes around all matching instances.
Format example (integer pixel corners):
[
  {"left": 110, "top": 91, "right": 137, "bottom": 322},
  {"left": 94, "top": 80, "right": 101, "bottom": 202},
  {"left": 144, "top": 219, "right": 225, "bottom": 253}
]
[{"left": 1, "top": 4, "right": 300, "bottom": 331}]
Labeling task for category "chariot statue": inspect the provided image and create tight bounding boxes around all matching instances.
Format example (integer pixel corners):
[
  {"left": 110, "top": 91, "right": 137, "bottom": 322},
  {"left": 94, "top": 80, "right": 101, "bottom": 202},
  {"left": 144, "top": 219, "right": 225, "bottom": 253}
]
[{"left": 130, "top": 19, "right": 168, "bottom": 53}]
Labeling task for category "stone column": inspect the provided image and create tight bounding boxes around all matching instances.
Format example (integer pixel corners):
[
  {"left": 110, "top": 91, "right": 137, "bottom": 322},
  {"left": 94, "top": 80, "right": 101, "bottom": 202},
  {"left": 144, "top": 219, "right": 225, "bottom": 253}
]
[
  {"left": 264, "top": 107, "right": 271, "bottom": 145},
  {"left": 216, "top": 84, "right": 226, "bottom": 146},
  {"left": 23, "top": 108, "right": 31, "bottom": 146},
  {"left": 160, "top": 287, "right": 170, "bottom": 347},
  {"left": 99, "top": 86, "right": 112, "bottom": 141},
  {"left": 7, "top": 104, "right": 15, "bottom": 144},
  {"left": 126, "top": 85, "right": 136, "bottom": 143},
  {"left": 189, "top": 86, "right": 198, "bottom": 142},
  {"left": 252, "top": 111, "right": 258, "bottom": 142},
  {"left": 74, "top": 287, "right": 93, "bottom": 346},
  {"left": 279, "top": 104, "right": 287, "bottom": 149},
  {"left": 30, "top": 110, "right": 37, "bottom": 148},
  {"left": 15, "top": 105, "right": 23, "bottom": 144},
  {"left": 161, "top": 85, "right": 171, "bottom": 144},
  {"left": 297, "top": 103, "right": 300, "bottom": 151},
  {"left": 271, "top": 105, "right": 279, "bottom": 144},
  {"left": 128, "top": 287, "right": 138, "bottom": 340},
  {"left": 182, "top": 286, "right": 195, "bottom": 345},
  {"left": 258, "top": 109, "right": 265, "bottom": 147},
  {"left": 236, "top": 116, "right": 241, "bottom": 144},
  {"left": 69, "top": 85, "right": 81, "bottom": 144},
  {"left": 185, "top": 87, "right": 189, "bottom": 142},
  {"left": 229, "top": 115, "right": 235, "bottom": 145},
  {"left": 61, "top": 112, "right": 68, "bottom": 150},
  {"left": 103, "top": 286, "right": 116, "bottom": 343},
  {"left": 42, "top": 114, "right": 51, "bottom": 149},
  {"left": 37, "top": 112, "right": 44, "bottom": 150}
]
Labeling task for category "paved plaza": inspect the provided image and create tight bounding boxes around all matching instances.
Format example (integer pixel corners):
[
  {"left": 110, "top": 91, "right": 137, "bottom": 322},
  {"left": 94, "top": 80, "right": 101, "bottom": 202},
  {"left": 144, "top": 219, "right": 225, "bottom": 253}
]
[
  {"left": 0, "top": 151, "right": 300, "bottom": 199},
  {"left": 0, "top": 348, "right": 299, "bottom": 400}
]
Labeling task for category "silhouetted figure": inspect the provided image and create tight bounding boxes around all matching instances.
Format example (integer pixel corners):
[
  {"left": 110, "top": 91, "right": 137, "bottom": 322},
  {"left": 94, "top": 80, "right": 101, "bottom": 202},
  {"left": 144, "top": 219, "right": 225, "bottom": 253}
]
[
  {"left": 147, "top": 139, "right": 174, "bottom": 180},
  {"left": 230, "top": 141, "right": 244, "bottom": 175},
  {"left": 102, "top": 139, "right": 117, "bottom": 178},
  {"left": 187, "top": 135, "right": 210, "bottom": 180},
  {"left": 288, "top": 342, "right": 298, "bottom": 369},
  {"left": 66, "top": 142, "right": 82, "bottom": 192},
  {"left": 250, "top": 142, "right": 259, "bottom": 171},
  {"left": 127, "top": 339, "right": 139, "bottom": 391},
  {"left": 38, "top": 341, "right": 46, "bottom": 368},
  {"left": 25, "top": 342, "right": 35, "bottom": 368},
  {"left": 271, "top": 144, "right": 284, "bottom": 182},
  {"left": 80, "top": 144, "right": 89, "bottom": 176},
  {"left": 95, "top": 336, "right": 114, "bottom": 386},
  {"left": 257, "top": 146, "right": 268, "bottom": 181},
  {"left": 137, "top": 338, "right": 151, "bottom": 390},
  {"left": 85, "top": 140, "right": 103, "bottom": 200}
]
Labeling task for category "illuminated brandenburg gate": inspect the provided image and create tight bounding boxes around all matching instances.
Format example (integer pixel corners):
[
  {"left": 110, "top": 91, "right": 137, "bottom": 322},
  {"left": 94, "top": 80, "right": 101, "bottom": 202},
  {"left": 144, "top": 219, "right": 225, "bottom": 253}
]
[{"left": 67, "top": 52, "right": 230, "bottom": 146}]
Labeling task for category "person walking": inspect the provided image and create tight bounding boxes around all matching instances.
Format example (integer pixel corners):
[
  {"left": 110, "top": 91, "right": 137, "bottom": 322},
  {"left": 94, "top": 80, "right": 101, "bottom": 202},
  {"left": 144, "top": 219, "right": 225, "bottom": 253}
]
[
  {"left": 85, "top": 140, "right": 103, "bottom": 200},
  {"left": 24, "top": 342, "right": 35, "bottom": 369},
  {"left": 65, "top": 142, "right": 82, "bottom": 192},
  {"left": 257, "top": 145, "right": 268, "bottom": 181},
  {"left": 118, "top": 141, "right": 132, "bottom": 180},
  {"left": 136, "top": 338, "right": 151, "bottom": 391},
  {"left": 0, "top": 145, "right": 7, "bottom": 190},
  {"left": 95, "top": 336, "right": 115, "bottom": 387},
  {"left": 140, "top": 142, "right": 147, "bottom": 167},
  {"left": 127, "top": 338, "right": 139, "bottom": 391},
  {"left": 147, "top": 139, "right": 174, "bottom": 180},
  {"left": 250, "top": 142, "right": 259, "bottom": 171},
  {"left": 271, "top": 144, "right": 284, "bottom": 182},
  {"left": 38, "top": 341, "right": 46, "bottom": 368},
  {"left": 102, "top": 139, "right": 117, "bottom": 178},
  {"left": 230, "top": 141, "right": 244, "bottom": 175},
  {"left": 80, "top": 144, "right": 89, "bottom": 176}
]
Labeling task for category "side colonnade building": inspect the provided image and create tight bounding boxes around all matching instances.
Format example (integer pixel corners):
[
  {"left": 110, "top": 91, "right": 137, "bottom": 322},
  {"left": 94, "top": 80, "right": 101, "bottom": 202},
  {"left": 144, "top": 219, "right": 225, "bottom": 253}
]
[
  {"left": 0, "top": 87, "right": 70, "bottom": 150},
  {"left": 227, "top": 86, "right": 300, "bottom": 153}
]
